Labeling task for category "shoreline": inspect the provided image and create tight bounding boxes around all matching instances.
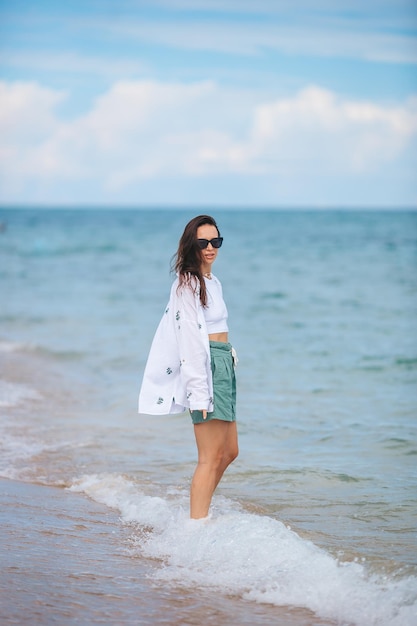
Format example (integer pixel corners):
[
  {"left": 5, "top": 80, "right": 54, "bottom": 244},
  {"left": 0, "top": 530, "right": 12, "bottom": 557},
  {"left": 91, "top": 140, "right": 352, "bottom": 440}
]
[{"left": 0, "top": 478, "right": 332, "bottom": 626}]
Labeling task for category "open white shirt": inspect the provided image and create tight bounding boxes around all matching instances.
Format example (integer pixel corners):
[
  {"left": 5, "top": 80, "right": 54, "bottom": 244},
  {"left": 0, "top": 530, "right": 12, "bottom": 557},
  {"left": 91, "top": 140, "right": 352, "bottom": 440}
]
[{"left": 138, "top": 275, "right": 221, "bottom": 415}]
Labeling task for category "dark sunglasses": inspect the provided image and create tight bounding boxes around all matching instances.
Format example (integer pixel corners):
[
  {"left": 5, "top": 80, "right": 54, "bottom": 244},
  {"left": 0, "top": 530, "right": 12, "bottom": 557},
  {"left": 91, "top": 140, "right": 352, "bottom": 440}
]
[{"left": 196, "top": 237, "right": 223, "bottom": 249}]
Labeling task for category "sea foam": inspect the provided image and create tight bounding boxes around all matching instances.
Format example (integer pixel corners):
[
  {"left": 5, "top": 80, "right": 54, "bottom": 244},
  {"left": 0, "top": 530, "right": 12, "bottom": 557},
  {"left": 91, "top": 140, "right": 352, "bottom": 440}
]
[
  {"left": 0, "top": 379, "right": 42, "bottom": 408},
  {"left": 70, "top": 473, "right": 417, "bottom": 626}
]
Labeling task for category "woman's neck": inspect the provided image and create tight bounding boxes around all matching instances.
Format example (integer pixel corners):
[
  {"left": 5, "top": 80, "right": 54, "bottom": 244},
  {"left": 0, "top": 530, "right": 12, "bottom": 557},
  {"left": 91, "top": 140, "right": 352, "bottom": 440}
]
[{"left": 201, "top": 264, "right": 212, "bottom": 276}]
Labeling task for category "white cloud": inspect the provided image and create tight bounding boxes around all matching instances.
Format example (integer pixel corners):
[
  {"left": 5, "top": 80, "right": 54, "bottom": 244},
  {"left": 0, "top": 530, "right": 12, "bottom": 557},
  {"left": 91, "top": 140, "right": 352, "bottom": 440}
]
[
  {"left": 249, "top": 86, "right": 417, "bottom": 173},
  {"left": 0, "top": 79, "right": 416, "bottom": 203},
  {"left": 0, "top": 81, "right": 65, "bottom": 142},
  {"left": 0, "top": 82, "right": 67, "bottom": 190}
]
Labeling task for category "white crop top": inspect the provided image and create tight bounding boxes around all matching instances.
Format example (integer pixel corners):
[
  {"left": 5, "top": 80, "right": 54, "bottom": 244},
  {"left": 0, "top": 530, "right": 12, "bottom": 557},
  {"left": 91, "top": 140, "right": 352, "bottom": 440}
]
[{"left": 203, "top": 275, "right": 229, "bottom": 334}]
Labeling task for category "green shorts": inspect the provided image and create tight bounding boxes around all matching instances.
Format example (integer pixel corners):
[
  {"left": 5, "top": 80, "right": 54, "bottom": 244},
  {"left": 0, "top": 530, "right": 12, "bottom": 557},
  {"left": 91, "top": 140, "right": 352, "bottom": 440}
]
[{"left": 190, "top": 341, "right": 236, "bottom": 425}]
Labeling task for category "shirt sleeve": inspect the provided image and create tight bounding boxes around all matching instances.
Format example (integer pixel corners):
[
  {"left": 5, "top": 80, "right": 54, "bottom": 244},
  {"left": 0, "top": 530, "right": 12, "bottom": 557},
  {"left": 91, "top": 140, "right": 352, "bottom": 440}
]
[{"left": 174, "top": 280, "right": 211, "bottom": 411}]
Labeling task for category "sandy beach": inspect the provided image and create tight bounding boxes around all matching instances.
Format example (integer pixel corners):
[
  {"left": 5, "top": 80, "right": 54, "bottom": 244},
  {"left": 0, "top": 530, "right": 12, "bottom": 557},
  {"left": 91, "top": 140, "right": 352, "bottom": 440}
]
[
  {"left": 1, "top": 479, "right": 333, "bottom": 626},
  {"left": 0, "top": 478, "right": 150, "bottom": 625}
]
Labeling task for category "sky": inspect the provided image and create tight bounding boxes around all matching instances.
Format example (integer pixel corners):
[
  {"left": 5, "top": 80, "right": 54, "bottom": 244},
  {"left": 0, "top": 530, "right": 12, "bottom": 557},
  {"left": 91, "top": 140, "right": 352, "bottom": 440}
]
[{"left": 1, "top": 0, "right": 416, "bottom": 208}]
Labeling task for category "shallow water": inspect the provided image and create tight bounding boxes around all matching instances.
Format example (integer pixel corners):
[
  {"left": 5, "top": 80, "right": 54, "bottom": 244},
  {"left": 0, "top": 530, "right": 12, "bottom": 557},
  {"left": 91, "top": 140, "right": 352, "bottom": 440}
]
[{"left": 1, "top": 208, "right": 416, "bottom": 624}]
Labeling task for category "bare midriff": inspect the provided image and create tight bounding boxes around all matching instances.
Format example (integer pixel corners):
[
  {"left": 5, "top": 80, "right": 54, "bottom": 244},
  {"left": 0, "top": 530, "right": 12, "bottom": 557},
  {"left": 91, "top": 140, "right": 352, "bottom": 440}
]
[{"left": 208, "top": 332, "right": 229, "bottom": 343}]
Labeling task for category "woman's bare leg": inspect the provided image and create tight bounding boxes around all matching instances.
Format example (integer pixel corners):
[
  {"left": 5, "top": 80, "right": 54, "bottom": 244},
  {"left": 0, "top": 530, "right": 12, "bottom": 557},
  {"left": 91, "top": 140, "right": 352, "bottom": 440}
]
[{"left": 190, "top": 420, "right": 238, "bottom": 519}]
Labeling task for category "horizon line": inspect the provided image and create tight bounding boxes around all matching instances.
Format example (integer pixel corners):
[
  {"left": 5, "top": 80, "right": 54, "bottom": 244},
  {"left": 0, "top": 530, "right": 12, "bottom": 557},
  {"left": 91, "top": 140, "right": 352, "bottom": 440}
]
[{"left": 1, "top": 204, "right": 417, "bottom": 212}]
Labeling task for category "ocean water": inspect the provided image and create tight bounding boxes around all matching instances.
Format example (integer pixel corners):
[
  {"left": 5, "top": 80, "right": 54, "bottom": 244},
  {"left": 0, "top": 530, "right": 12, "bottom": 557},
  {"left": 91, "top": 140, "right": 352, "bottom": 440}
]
[{"left": 1, "top": 207, "right": 416, "bottom": 625}]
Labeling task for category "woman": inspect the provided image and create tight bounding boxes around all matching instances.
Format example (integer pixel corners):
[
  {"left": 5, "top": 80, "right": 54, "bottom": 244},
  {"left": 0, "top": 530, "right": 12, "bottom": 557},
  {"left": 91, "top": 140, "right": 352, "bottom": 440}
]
[{"left": 139, "top": 215, "right": 238, "bottom": 519}]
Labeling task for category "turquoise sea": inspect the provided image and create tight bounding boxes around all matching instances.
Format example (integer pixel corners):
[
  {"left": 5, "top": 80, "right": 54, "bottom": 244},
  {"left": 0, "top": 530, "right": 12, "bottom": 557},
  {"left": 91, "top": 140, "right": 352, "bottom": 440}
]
[{"left": 1, "top": 208, "right": 416, "bottom": 625}]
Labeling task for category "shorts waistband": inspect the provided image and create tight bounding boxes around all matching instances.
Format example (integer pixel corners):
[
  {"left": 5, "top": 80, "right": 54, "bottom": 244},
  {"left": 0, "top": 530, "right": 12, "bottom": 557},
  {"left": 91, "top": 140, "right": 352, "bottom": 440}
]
[{"left": 209, "top": 340, "right": 232, "bottom": 351}]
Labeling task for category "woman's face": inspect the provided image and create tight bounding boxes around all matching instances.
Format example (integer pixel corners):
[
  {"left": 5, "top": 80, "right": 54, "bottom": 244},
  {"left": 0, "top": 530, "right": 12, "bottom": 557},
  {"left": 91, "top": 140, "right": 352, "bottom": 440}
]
[{"left": 196, "top": 223, "right": 220, "bottom": 270}]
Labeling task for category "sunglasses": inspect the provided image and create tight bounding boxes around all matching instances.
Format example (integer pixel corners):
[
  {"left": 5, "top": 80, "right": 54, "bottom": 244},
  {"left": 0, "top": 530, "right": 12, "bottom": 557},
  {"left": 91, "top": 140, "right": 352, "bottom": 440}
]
[{"left": 196, "top": 237, "right": 223, "bottom": 250}]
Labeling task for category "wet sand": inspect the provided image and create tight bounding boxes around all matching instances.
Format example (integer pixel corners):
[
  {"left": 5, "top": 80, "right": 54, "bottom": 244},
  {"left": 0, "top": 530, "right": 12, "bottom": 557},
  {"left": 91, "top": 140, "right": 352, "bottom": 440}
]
[
  {"left": 0, "top": 479, "right": 333, "bottom": 625},
  {"left": 1, "top": 478, "right": 152, "bottom": 624}
]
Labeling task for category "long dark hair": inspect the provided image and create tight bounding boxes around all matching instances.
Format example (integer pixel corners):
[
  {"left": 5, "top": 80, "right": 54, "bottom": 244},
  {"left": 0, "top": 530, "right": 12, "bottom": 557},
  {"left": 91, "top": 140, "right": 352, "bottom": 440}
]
[{"left": 172, "top": 215, "right": 220, "bottom": 307}]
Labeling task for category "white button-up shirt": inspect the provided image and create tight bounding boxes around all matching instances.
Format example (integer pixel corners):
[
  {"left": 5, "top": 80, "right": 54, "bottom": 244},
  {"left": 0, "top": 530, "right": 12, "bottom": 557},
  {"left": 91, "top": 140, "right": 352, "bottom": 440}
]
[{"left": 138, "top": 275, "right": 215, "bottom": 415}]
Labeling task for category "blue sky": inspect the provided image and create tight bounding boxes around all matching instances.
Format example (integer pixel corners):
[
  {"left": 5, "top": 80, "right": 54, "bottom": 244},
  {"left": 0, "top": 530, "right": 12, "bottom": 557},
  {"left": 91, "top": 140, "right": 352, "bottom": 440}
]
[{"left": 1, "top": 0, "right": 416, "bottom": 207}]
